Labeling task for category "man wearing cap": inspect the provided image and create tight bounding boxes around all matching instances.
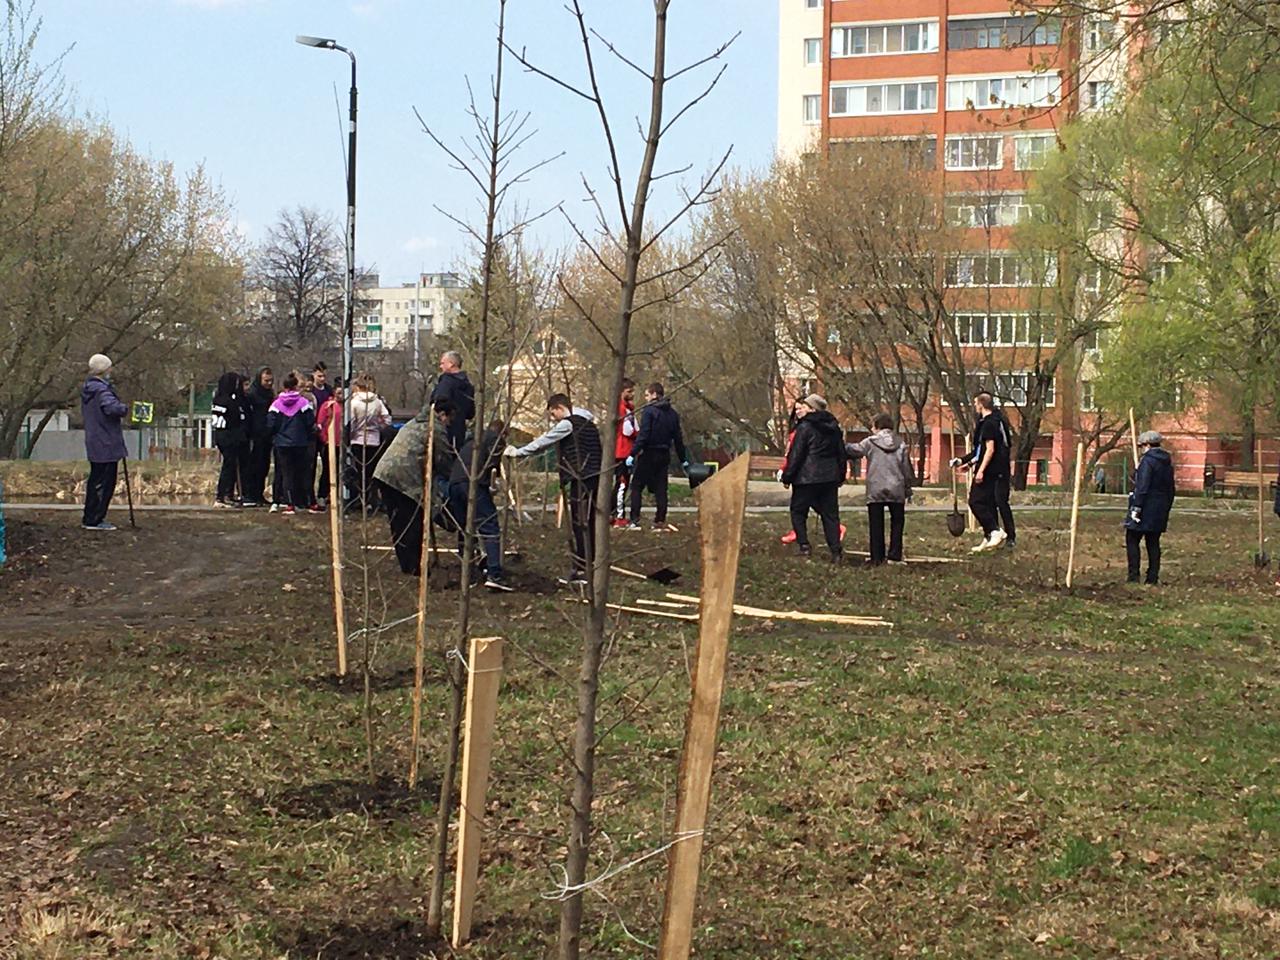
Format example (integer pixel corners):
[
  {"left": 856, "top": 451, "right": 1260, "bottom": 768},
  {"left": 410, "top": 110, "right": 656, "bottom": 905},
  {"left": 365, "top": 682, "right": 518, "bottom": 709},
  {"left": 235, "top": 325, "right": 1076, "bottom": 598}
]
[
  {"left": 81, "top": 354, "right": 129, "bottom": 531},
  {"left": 1125, "top": 430, "right": 1175, "bottom": 585},
  {"left": 780, "top": 394, "right": 847, "bottom": 561}
]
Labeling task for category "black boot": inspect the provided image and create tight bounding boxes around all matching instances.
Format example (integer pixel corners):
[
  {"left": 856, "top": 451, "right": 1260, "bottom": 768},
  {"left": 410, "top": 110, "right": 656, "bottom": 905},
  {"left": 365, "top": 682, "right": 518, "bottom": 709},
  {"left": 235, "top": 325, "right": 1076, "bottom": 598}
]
[{"left": 797, "top": 543, "right": 812, "bottom": 557}]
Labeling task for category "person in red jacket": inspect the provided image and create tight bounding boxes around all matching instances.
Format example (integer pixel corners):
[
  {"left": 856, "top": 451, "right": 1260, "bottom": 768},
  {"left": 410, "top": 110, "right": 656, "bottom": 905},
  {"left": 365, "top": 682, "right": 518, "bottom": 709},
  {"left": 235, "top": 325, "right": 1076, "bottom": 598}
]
[
  {"left": 316, "top": 385, "right": 343, "bottom": 507},
  {"left": 611, "top": 378, "right": 637, "bottom": 527}
]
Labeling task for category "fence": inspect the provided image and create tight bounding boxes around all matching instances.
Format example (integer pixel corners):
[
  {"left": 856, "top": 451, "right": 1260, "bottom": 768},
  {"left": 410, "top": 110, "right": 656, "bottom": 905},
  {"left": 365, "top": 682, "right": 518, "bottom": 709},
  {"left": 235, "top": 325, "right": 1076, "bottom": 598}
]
[{"left": 23, "top": 416, "right": 216, "bottom": 463}]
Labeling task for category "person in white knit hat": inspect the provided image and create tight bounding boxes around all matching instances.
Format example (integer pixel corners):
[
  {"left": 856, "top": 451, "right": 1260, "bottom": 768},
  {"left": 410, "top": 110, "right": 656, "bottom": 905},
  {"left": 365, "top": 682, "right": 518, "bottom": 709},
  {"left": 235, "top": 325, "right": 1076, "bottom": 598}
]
[{"left": 81, "top": 354, "right": 128, "bottom": 530}]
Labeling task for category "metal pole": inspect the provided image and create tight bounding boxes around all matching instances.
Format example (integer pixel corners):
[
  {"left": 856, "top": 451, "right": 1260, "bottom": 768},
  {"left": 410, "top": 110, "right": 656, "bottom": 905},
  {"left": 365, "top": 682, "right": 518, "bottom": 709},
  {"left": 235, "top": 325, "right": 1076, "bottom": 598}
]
[{"left": 343, "top": 51, "right": 357, "bottom": 397}]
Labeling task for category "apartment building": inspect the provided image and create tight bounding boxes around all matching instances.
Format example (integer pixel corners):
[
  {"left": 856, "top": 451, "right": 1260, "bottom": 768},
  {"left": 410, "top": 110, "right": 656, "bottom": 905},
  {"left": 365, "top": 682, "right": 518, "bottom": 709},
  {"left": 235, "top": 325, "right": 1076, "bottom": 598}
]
[
  {"left": 354, "top": 272, "right": 463, "bottom": 353},
  {"left": 774, "top": 0, "right": 1161, "bottom": 483}
]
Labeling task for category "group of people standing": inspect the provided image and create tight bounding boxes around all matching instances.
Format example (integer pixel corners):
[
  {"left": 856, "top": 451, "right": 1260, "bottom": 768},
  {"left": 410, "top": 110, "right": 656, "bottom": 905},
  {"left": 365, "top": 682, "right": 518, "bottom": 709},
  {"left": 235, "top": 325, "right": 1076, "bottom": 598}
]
[{"left": 210, "top": 361, "right": 386, "bottom": 516}]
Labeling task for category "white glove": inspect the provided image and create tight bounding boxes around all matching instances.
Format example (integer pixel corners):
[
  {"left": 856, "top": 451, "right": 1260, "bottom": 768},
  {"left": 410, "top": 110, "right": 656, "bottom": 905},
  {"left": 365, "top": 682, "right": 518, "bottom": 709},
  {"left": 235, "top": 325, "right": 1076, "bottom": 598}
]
[
  {"left": 948, "top": 457, "right": 962, "bottom": 468},
  {"left": 503, "top": 444, "right": 520, "bottom": 458}
]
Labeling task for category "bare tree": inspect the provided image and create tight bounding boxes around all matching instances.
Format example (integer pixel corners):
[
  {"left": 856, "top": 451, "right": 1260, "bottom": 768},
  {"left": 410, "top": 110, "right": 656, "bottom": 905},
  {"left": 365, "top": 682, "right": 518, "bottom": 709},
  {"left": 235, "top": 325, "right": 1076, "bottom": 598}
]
[
  {"left": 509, "top": 2, "right": 735, "bottom": 955},
  {"left": 251, "top": 206, "right": 345, "bottom": 353}
]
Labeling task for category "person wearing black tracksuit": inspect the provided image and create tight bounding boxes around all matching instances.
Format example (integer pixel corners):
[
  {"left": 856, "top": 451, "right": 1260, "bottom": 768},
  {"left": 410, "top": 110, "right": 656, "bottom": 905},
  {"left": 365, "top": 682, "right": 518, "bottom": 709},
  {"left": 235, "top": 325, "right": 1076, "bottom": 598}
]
[
  {"left": 952, "top": 391, "right": 1015, "bottom": 552},
  {"left": 626, "top": 383, "right": 689, "bottom": 530},
  {"left": 430, "top": 351, "right": 476, "bottom": 450},
  {"left": 1126, "top": 431, "right": 1176, "bottom": 585},
  {"left": 243, "top": 367, "right": 275, "bottom": 507},
  {"left": 505, "top": 394, "right": 602, "bottom": 585},
  {"left": 211, "top": 371, "right": 250, "bottom": 506},
  {"left": 780, "top": 394, "right": 847, "bottom": 561}
]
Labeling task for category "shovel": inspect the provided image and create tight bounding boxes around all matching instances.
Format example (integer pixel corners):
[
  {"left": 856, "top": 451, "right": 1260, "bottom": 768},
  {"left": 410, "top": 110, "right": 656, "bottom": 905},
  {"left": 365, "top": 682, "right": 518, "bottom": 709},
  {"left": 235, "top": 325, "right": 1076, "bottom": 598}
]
[{"left": 946, "top": 467, "right": 966, "bottom": 538}]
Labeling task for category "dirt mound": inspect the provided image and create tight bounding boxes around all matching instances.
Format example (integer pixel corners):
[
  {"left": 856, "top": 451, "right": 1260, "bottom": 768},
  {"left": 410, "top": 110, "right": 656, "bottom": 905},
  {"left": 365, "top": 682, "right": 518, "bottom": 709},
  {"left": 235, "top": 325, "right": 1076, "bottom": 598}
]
[
  {"left": 267, "top": 776, "right": 433, "bottom": 822},
  {"left": 277, "top": 917, "right": 446, "bottom": 960}
]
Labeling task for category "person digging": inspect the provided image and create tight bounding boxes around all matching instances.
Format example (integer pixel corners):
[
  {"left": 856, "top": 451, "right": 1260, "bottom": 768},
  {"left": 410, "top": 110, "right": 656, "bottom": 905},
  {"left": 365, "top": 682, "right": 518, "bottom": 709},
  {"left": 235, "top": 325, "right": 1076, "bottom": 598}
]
[{"left": 950, "top": 391, "right": 1013, "bottom": 553}]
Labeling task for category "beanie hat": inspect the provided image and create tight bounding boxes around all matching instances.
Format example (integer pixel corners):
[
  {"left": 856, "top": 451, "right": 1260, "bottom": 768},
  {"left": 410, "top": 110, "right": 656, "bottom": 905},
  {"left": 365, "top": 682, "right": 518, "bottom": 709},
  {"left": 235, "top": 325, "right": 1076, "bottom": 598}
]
[
  {"left": 88, "top": 354, "right": 112, "bottom": 376},
  {"left": 803, "top": 393, "right": 827, "bottom": 411},
  {"left": 1138, "top": 430, "right": 1163, "bottom": 447}
]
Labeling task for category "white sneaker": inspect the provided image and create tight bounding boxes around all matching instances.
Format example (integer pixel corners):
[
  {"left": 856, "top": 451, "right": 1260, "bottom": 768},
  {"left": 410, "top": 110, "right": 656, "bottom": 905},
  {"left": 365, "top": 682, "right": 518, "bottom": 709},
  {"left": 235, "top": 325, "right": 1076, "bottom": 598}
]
[
  {"left": 269, "top": 503, "right": 279, "bottom": 513},
  {"left": 988, "top": 529, "right": 1008, "bottom": 549},
  {"left": 970, "top": 536, "right": 990, "bottom": 554}
]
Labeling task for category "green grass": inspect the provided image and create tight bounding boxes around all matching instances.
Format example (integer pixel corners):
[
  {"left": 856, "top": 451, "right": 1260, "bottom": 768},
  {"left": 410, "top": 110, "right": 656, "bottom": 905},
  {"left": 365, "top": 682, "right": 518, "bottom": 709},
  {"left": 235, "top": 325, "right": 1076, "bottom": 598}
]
[{"left": 2, "top": 506, "right": 1280, "bottom": 958}]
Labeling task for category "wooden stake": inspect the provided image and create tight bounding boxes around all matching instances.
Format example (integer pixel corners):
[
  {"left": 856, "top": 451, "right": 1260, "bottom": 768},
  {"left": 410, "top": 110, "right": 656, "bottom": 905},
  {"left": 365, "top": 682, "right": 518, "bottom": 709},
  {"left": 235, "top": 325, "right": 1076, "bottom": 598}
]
[
  {"left": 326, "top": 422, "right": 347, "bottom": 677},
  {"left": 1128, "top": 407, "right": 1139, "bottom": 470},
  {"left": 966, "top": 469, "right": 978, "bottom": 533},
  {"left": 556, "top": 488, "right": 565, "bottom": 529},
  {"left": 409, "top": 421, "right": 436, "bottom": 790},
  {"left": 658, "top": 454, "right": 750, "bottom": 960},
  {"left": 451, "top": 636, "right": 505, "bottom": 949},
  {"left": 1066, "top": 440, "right": 1085, "bottom": 589},
  {"left": 1258, "top": 439, "right": 1265, "bottom": 557},
  {"left": 664, "top": 593, "right": 892, "bottom": 628}
]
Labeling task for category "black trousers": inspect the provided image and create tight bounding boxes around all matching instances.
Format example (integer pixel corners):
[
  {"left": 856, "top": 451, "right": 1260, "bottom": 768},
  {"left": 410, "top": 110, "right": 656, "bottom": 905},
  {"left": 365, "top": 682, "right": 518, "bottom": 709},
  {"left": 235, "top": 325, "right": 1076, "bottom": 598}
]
[
  {"left": 789, "top": 482, "right": 842, "bottom": 553},
  {"left": 276, "top": 446, "right": 310, "bottom": 508},
  {"left": 380, "top": 482, "right": 424, "bottom": 575},
  {"left": 245, "top": 435, "right": 273, "bottom": 503},
  {"left": 630, "top": 450, "right": 670, "bottom": 524},
  {"left": 612, "top": 461, "right": 631, "bottom": 518},
  {"left": 83, "top": 460, "right": 118, "bottom": 526},
  {"left": 1126, "top": 529, "right": 1162, "bottom": 584},
  {"left": 303, "top": 440, "right": 318, "bottom": 507},
  {"left": 347, "top": 444, "right": 381, "bottom": 512},
  {"left": 969, "top": 477, "right": 999, "bottom": 536},
  {"left": 567, "top": 479, "right": 599, "bottom": 574},
  {"left": 272, "top": 448, "right": 284, "bottom": 506},
  {"left": 867, "top": 502, "right": 905, "bottom": 564},
  {"left": 995, "top": 475, "right": 1017, "bottom": 543},
  {"left": 216, "top": 440, "right": 249, "bottom": 502}
]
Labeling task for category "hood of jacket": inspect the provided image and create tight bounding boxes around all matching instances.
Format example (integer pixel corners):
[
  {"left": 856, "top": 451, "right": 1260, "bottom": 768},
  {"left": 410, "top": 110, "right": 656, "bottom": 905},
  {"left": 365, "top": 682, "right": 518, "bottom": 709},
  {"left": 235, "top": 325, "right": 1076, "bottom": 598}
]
[
  {"left": 214, "top": 371, "right": 242, "bottom": 404},
  {"left": 249, "top": 368, "right": 275, "bottom": 403},
  {"left": 868, "top": 428, "right": 902, "bottom": 452},
  {"left": 804, "top": 409, "right": 843, "bottom": 439},
  {"left": 1144, "top": 447, "right": 1172, "bottom": 467},
  {"left": 269, "top": 390, "right": 309, "bottom": 417}
]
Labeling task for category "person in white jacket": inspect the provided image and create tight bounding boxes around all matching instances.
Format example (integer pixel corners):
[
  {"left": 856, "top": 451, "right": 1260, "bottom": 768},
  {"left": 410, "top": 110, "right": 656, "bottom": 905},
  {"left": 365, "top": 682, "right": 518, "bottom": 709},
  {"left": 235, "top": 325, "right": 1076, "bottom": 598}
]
[{"left": 347, "top": 373, "right": 391, "bottom": 514}]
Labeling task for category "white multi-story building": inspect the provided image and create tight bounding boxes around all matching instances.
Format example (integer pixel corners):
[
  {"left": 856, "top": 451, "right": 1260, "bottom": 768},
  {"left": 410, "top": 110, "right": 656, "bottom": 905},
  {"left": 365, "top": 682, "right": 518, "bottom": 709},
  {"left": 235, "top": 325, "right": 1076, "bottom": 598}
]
[
  {"left": 776, "top": 0, "right": 825, "bottom": 157},
  {"left": 359, "top": 272, "right": 463, "bottom": 351}
]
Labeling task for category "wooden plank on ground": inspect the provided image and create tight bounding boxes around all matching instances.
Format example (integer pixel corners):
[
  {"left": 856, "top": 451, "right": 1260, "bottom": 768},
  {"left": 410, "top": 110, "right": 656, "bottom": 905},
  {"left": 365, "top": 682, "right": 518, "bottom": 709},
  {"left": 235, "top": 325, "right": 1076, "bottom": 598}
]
[
  {"left": 664, "top": 593, "right": 892, "bottom": 628},
  {"left": 451, "top": 636, "right": 505, "bottom": 949},
  {"left": 658, "top": 453, "right": 751, "bottom": 960}
]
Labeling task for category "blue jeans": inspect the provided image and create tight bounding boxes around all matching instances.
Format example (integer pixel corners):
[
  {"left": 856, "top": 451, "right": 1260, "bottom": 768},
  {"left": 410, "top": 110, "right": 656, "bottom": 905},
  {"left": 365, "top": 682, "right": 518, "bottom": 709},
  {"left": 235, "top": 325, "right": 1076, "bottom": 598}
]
[{"left": 446, "top": 481, "right": 502, "bottom": 577}]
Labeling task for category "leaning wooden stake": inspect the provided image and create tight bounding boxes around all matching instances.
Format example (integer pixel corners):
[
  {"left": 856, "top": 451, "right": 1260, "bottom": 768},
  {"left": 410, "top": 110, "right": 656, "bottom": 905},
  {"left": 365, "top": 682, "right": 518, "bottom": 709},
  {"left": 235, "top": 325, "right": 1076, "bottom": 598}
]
[
  {"left": 1128, "top": 407, "right": 1139, "bottom": 470},
  {"left": 1065, "top": 440, "right": 1085, "bottom": 589},
  {"left": 408, "top": 421, "right": 437, "bottom": 790},
  {"left": 658, "top": 454, "right": 750, "bottom": 960},
  {"left": 451, "top": 636, "right": 505, "bottom": 948},
  {"left": 326, "top": 421, "right": 347, "bottom": 677},
  {"left": 1257, "top": 439, "right": 1266, "bottom": 559},
  {"left": 556, "top": 488, "right": 565, "bottom": 529}
]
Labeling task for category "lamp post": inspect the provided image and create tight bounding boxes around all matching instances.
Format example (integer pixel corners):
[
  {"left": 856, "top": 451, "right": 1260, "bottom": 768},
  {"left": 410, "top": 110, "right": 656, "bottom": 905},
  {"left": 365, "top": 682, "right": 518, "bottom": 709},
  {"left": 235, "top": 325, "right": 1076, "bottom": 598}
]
[{"left": 295, "top": 34, "right": 357, "bottom": 403}]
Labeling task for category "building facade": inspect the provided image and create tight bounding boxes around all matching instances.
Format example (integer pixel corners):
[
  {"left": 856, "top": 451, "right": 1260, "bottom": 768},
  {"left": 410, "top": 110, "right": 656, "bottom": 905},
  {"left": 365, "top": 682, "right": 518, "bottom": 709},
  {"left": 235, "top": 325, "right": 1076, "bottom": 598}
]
[
  {"left": 773, "top": 0, "right": 1214, "bottom": 485},
  {"left": 356, "top": 272, "right": 463, "bottom": 354}
]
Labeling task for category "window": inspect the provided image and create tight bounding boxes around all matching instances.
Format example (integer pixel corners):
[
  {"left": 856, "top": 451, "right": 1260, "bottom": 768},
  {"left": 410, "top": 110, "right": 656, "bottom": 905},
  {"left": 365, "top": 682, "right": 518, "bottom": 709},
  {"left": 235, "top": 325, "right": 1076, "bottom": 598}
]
[
  {"left": 831, "top": 80, "right": 937, "bottom": 116},
  {"left": 945, "top": 253, "right": 1058, "bottom": 287},
  {"left": 802, "top": 94, "right": 821, "bottom": 124},
  {"left": 946, "top": 193, "right": 1038, "bottom": 227},
  {"left": 833, "top": 136, "right": 938, "bottom": 170},
  {"left": 993, "top": 373, "right": 1052, "bottom": 406},
  {"left": 954, "top": 312, "right": 1054, "bottom": 346},
  {"left": 804, "top": 38, "right": 821, "bottom": 65},
  {"left": 1014, "top": 134, "right": 1054, "bottom": 170},
  {"left": 806, "top": 0, "right": 820, "bottom": 7},
  {"left": 1085, "top": 19, "right": 1117, "bottom": 52},
  {"left": 947, "top": 15, "right": 1060, "bottom": 51},
  {"left": 1080, "top": 381, "right": 1096, "bottom": 411},
  {"left": 944, "top": 135, "right": 1003, "bottom": 170},
  {"left": 946, "top": 74, "right": 1060, "bottom": 110},
  {"left": 831, "top": 22, "right": 939, "bottom": 57},
  {"left": 1085, "top": 80, "right": 1115, "bottom": 109}
]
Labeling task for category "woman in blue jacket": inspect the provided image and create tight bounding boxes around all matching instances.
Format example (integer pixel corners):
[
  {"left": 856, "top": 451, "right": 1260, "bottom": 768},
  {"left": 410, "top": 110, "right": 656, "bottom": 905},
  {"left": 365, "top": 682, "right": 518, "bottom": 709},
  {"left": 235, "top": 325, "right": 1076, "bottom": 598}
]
[{"left": 1126, "top": 431, "right": 1175, "bottom": 585}]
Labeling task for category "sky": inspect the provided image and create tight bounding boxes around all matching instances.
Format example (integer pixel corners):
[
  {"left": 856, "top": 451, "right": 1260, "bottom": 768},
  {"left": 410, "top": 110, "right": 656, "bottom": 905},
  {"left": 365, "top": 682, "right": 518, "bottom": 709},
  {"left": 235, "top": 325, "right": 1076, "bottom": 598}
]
[{"left": 34, "top": 0, "right": 780, "bottom": 283}]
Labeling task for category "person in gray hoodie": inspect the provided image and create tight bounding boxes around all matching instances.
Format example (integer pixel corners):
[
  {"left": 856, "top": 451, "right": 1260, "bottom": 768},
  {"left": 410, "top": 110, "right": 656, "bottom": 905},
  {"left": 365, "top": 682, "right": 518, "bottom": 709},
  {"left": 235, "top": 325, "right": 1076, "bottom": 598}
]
[{"left": 845, "top": 413, "right": 914, "bottom": 565}]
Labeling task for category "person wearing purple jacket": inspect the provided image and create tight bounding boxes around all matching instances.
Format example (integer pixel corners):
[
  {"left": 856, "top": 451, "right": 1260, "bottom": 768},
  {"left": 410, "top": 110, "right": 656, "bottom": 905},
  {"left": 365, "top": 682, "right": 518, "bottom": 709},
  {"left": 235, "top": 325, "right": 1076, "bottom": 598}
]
[{"left": 81, "top": 353, "right": 128, "bottom": 531}]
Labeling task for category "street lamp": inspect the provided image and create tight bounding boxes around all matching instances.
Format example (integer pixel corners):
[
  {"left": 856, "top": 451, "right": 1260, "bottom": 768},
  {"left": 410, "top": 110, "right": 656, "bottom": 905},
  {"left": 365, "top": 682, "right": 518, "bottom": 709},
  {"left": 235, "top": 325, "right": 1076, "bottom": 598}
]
[{"left": 295, "top": 34, "right": 357, "bottom": 403}]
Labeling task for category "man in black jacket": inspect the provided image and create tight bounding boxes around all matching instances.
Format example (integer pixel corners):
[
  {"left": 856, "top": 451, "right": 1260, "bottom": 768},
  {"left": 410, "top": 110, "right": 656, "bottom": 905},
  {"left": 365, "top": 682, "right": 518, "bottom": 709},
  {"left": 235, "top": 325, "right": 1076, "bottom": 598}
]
[
  {"left": 243, "top": 367, "right": 275, "bottom": 507},
  {"left": 780, "top": 394, "right": 846, "bottom": 561},
  {"left": 625, "top": 382, "right": 689, "bottom": 531},
  {"left": 951, "top": 391, "right": 1014, "bottom": 553},
  {"left": 430, "top": 350, "right": 475, "bottom": 449},
  {"left": 504, "top": 394, "right": 601, "bottom": 586}
]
